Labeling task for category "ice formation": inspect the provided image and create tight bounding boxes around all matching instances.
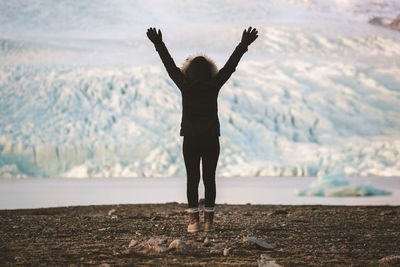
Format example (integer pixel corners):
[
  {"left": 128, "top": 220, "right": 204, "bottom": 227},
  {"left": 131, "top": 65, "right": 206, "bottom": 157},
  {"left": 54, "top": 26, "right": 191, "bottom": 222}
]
[
  {"left": 294, "top": 169, "right": 392, "bottom": 197},
  {"left": 1, "top": 0, "right": 400, "bottom": 178}
]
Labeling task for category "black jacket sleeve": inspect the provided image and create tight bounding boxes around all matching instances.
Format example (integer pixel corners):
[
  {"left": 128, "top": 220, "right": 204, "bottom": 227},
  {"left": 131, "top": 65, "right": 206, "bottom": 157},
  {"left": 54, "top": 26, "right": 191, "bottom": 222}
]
[
  {"left": 215, "top": 43, "right": 248, "bottom": 88},
  {"left": 154, "top": 42, "right": 185, "bottom": 90}
]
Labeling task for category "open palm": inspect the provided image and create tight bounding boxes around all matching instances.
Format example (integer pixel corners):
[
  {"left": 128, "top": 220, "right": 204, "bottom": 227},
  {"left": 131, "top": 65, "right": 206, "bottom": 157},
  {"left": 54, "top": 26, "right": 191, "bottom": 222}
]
[
  {"left": 146, "top": 27, "right": 163, "bottom": 44},
  {"left": 241, "top": 27, "right": 258, "bottom": 47}
]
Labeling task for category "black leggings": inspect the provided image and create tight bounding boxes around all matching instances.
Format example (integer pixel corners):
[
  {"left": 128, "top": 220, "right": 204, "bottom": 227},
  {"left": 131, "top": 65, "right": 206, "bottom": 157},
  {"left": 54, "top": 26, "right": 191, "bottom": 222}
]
[{"left": 183, "top": 136, "right": 220, "bottom": 208}]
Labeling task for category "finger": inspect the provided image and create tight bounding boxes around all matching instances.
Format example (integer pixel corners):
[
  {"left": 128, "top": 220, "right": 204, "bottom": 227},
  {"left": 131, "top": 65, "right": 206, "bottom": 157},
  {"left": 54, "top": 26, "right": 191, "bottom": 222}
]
[
  {"left": 158, "top": 29, "right": 162, "bottom": 38},
  {"left": 248, "top": 26, "right": 252, "bottom": 33}
]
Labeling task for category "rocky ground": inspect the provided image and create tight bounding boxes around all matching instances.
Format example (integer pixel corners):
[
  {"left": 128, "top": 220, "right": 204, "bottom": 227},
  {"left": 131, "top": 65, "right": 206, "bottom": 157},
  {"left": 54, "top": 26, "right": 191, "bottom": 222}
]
[{"left": 0, "top": 203, "right": 399, "bottom": 266}]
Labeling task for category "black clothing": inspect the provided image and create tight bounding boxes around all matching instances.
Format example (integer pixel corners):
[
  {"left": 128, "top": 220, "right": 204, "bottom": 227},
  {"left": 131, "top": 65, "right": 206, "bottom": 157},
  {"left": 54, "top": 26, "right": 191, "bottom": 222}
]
[
  {"left": 154, "top": 41, "right": 248, "bottom": 136},
  {"left": 152, "top": 40, "right": 247, "bottom": 208},
  {"left": 183, "top": 136, "right": 220, "bottom": 208}
]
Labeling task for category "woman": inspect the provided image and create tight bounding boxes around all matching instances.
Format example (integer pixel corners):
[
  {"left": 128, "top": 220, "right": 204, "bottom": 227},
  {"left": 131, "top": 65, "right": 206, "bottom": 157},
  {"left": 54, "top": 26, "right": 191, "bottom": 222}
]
[{"left": 147, "top": 26, "right": 258, "bottom": 232}]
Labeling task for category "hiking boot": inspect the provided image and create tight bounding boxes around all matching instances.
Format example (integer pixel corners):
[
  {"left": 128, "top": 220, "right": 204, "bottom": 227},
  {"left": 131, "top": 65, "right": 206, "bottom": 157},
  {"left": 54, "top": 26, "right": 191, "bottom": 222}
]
[
  {"left": 204, "top": 208, "right": 215, "bottom": 232},
  {"left": 187, "top": 209, "right": 200, "bottom": 233}
]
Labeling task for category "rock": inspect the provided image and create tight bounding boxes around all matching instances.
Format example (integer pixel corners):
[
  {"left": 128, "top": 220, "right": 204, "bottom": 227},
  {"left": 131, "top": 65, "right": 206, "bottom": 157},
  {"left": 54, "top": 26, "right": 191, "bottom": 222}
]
[
  {"left": 223, "top": 248, "right": 232, "bottom": 256},
  {"left": 111, "top": 215, "right": 118, "bottom": 220},
  {"left": 108, "top": 209, "right": 116, "bottom": 216},
  {"left": 258, "top": 252, "right": 281, "bottom": 266},
  {"left": 168, "top": 239, "right": 193, "bottom": 250},
  {"left": 150, "top": 215, "right": 161, "bottom": 221},
  {"left": 144, "top": 237, "right": 167, "bottom": 246},
  {"left": 140, "top": 237, "right": 170, "bottom": 253},
  {"left": 128, "top": 239, "right": 138, "bottom": 248},
  {"left": 209, "top": 243, "right": 225, "bottom": 254},
  {"left": 379, "top": 255, "right": 400, "bottom": 265},
  {"left": 152, "top": 246, "right": 170, "bottom": 253},
  {"left": 203, "top": 237, "right": 212, "bottom": 247},
  {"left": 243, "top": 236, "right": 274, "bottom": 250},
  {"left": 258, "top": 259, "right": 282, "bottom": 267},
  {"left": 260, "top": 254, "right": 273, "bottom": 260},
  {"left": 209, "top": 248, "right": 222, "bottom": 254},
  {"left": 100, "top": 264, "right": 111, "bottom": 267}
]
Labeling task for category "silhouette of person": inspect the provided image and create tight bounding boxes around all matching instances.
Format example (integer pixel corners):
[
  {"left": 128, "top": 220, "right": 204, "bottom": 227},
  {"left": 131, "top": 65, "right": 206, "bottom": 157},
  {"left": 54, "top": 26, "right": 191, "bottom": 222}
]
[{"left": 147, "top": 27, "right": 258, "bottom": 232}]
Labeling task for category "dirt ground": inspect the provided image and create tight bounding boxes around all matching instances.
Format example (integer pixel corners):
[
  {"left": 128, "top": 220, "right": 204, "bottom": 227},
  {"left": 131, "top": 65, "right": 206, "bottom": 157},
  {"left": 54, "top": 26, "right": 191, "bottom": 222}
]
[{"left": 0, "top": 203, "right": 399, "bottom": 266}]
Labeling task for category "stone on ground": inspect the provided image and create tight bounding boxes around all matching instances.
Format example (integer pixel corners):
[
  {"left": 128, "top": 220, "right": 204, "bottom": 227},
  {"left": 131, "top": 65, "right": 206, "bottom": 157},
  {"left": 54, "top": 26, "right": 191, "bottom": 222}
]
[
  {"left": 379, "top": 255, "right": 400, "bottom": 265},
  {"left": 168, "top": 239, "right": 193, "bottom": 250},
  {"left": 243, "top": 236, "right": 274, "bottom": 250}
]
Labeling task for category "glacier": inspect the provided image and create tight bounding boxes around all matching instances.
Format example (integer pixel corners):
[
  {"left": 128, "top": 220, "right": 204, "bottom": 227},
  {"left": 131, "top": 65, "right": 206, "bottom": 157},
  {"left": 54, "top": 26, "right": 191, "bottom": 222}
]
[{"left": 1, "top": 0, "right": 400, "bottom": 179}]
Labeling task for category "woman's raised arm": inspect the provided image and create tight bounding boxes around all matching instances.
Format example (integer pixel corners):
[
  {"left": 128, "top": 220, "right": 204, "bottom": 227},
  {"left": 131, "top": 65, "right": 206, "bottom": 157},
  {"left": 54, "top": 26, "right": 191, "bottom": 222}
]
[
  {"left": 147, "top": 27, "right": 185, "bottom": 90},
  {"left": 215, "top": 27, "right": 258, "bottom": 88}
]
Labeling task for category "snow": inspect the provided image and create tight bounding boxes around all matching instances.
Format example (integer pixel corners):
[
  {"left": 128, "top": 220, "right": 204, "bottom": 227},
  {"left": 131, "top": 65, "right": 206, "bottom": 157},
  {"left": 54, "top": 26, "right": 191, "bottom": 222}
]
[{"left": 1, "top": 0, "right": 400, "bottom": 181}]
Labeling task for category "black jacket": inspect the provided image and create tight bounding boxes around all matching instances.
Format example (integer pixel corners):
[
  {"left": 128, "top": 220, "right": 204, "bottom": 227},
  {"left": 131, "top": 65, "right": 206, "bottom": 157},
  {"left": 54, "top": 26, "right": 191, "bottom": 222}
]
[{"left": 154, "top": 42, "right": 248, "bottom": 136}]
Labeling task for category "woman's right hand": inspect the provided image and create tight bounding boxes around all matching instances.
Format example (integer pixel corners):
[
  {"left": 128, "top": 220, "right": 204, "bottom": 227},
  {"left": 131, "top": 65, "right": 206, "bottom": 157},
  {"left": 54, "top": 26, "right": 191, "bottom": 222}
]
[
  {"left": 146, "top": 27, "right": 163, "bottom": 45},
  {"left": 241, "top": 26, "right": 258, "bottom": 47}
]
